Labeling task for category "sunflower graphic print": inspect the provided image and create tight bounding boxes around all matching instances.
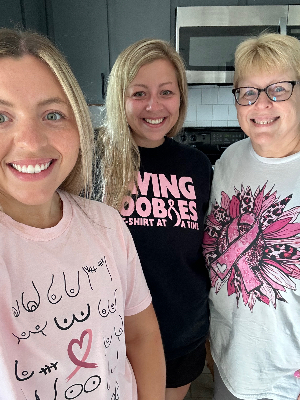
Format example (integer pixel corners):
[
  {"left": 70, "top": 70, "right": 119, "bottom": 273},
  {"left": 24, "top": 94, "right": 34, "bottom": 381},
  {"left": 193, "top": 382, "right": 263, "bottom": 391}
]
[{"left": 203, "top": 183, "right": 300, "bottom": 311}]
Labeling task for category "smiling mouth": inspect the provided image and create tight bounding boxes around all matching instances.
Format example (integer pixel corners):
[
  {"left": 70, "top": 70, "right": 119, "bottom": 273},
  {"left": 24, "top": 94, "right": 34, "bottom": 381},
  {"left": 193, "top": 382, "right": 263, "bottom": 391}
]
[
  {"left": 11, "top": 161, "right": 52, "bottom": 174},
  {"left": 252, "top": 117, "right": 279, "bottom": 125},
  {"left": 144, "top": 118, "right": 165, "bottom": 125}
]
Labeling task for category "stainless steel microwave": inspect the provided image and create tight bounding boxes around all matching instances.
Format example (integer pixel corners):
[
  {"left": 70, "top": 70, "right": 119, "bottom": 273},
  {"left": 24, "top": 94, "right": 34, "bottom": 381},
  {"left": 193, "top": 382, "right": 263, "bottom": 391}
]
[{"left": 176, "top": 5, "right": 300, "bottom": 85}]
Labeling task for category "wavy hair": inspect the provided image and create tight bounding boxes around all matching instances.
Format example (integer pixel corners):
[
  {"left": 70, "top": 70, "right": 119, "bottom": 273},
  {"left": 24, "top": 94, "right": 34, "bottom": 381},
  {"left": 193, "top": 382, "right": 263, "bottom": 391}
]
[
  {"left": 0, "top": 28, "right": 94, "bottom": 196},
  {"left": 234, "top": 33, "right": 300, "bottom": 87},
  {"left": 98, "top": 38, "right": 187, "bottom": 210}
]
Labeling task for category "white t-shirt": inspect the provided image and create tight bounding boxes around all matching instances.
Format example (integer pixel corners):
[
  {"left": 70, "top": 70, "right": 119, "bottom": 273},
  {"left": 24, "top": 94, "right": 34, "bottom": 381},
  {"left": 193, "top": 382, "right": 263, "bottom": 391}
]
[
  {"left": 204, "top": 138, "right": 300, "bottom": 400},
  {"left": 0, "top": 191, "right": 151, "bottom": 400}
]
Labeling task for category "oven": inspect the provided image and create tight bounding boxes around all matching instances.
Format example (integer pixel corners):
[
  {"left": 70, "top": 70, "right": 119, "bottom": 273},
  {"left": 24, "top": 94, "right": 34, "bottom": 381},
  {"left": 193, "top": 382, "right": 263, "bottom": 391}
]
[{"left": 174, "top": 127, "right": 246, "bottom": 165}]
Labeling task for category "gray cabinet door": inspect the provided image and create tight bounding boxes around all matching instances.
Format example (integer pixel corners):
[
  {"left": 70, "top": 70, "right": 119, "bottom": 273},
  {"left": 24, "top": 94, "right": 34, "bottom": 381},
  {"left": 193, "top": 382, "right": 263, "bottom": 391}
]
[
  {"left": 50, "top": 0, "right": 171, "bottom": 103},
  {"left": 51, "top": 0, "right": 109, "bottom": 104},
  {"left": 0, "top": 0, "right": 22, "bottom": 30},
  {"left": 108, "top": 0, "right": 171, "bottom": 67}
]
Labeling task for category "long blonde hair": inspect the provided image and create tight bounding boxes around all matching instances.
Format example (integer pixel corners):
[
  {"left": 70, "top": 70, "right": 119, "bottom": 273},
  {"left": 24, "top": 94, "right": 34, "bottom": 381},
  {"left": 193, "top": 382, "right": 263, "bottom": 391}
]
[
  {"left": 98, "top": 38, "right": 188, "bottom": 210},
  {"left": 0, "top": 28, "right": 94, "bottom": 196}
]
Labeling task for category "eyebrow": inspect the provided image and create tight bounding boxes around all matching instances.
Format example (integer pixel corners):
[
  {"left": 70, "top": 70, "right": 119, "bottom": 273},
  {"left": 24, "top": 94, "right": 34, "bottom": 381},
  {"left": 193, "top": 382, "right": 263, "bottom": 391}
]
[
  {"left": 0, "top": 99, "right": 13, "bottom": 107},
  {"left": 130, "top": 82, "right": 175, "bottom": 89},
  {"left": 0, "top": 97, "right": 69, "bottom": 108},
  {"left": 37, "top": 97, "right": 69, "bottom": 107}
]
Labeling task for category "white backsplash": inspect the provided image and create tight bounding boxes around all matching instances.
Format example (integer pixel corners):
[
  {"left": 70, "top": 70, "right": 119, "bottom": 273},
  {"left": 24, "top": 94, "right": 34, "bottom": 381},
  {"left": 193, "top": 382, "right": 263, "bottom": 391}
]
[{"left": 184, "top": 85, "right": 239, "bottom": 127}]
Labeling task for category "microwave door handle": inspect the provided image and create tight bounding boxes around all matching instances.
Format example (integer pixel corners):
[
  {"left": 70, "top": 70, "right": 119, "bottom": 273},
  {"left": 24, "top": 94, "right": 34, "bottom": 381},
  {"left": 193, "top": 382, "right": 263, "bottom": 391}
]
[{"left": 278, "top": 17, "right": 287, "bottom": 35}]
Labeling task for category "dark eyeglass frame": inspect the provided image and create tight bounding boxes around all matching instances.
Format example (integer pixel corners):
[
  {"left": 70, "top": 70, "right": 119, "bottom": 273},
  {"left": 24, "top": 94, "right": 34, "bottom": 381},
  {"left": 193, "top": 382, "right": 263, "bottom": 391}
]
[{"left": 232, "top": 80, "right": 300, "bottom": 106}]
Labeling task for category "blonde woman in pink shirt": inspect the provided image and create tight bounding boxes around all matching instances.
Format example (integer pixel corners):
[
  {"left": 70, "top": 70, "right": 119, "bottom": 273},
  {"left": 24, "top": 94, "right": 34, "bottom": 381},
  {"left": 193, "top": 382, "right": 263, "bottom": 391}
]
[{"left": 0, "top": 28, "right": 165, "bottom": 400}]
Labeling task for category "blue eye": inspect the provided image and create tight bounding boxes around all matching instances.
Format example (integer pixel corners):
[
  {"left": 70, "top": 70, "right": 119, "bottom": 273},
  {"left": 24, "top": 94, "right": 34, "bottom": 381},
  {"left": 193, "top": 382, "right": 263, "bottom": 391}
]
[
  {"left": 0, "top": 114, "right": 9, "bottom": 123},
  {"left": 274, "top": 86, "right": 285, "bottom": 93},
  {"left": 244, "top": 89, "right": 257, "bottom": 97},
  {"left": 45, "top": 112, "right": 63, "bottom": 120}
]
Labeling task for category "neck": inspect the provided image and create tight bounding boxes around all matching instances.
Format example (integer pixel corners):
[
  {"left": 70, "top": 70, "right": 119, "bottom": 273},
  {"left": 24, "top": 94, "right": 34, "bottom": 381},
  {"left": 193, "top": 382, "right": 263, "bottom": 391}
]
[
  {"left": 252, "top": 136, "right": 300, "bottom": 158},
  {"left": 0, "top": 192, "right": 63, "bottom": 228}
]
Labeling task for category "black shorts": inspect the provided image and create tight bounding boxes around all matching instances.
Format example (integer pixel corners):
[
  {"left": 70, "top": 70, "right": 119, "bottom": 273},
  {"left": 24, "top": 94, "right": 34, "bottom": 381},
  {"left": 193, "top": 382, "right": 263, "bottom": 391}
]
[{"left": 166, "top": 341, "right": 206, "bottom": 388}]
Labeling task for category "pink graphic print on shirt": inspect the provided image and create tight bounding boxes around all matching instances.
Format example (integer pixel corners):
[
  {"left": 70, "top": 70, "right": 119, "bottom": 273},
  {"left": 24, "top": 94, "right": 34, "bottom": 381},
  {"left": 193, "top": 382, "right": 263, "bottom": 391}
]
[
  {"left": 203, "top": 183, "right": 300, "bottom": 311},
  {"left": 120, "top": 172, "right": 199, "bottom": 230}
]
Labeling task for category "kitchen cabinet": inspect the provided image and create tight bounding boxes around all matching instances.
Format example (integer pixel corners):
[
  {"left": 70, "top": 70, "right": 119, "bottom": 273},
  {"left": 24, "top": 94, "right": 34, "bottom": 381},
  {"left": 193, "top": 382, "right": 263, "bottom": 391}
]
[
  {"left": 0, "top": 0, "right": 48, "bottom": 34},
  {"left": 22, "top": 0, "right": 48, "bottom": 35},
  {"left": 50, "top": 0, "right": 170, "bottom": 104},
  {"left": 107, "top": 0, "right": 171, "bottom": 67},
  {"left": 50, "top": 0, "right": 109, "bottom": 105},
  {"left": 0, "top": 0, "right": 22, "bottom": 29},
  {"left": 248, "top": 0, "right": 300, "bottom": 4}
]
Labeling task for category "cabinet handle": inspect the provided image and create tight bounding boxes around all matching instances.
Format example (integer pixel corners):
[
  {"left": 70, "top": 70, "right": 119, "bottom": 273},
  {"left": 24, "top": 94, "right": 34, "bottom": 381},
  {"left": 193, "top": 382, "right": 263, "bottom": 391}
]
[
  {"left": 278, "top": 16, "right": 287, "bottom": 35},
  {"left": 101, "top": 73, "right": 106, "bottom": 99}
]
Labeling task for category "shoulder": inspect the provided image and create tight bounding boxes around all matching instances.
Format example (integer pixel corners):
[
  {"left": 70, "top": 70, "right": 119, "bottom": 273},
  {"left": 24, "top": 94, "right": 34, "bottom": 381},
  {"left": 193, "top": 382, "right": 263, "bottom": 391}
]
[
  {"left": 219, "top": 137, "right": 249, "bottom": 159},
  {"left": 216, "top": 138, "right": 250, "bottom": 167},
  {"left": 62, "top": 192, "right": 122, "bottom": 230},
  {"left": 213, "top": 138, "right": 251, "bottom": 186}
]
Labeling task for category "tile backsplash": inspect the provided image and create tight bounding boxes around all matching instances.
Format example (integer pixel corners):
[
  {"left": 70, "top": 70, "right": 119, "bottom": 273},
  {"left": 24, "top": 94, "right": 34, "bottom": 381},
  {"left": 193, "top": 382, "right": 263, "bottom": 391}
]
[
  {"left": 89, "top": 85, "right": 239, "bottom": 129},
  {"left": 184, "top": 85, "right": 239, "bottom": 127}
]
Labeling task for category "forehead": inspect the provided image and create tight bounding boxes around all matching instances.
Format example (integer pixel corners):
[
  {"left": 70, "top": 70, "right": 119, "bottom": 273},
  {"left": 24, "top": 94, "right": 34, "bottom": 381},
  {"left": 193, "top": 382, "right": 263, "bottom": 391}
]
[
  {"left": 132, "top": 58, "right": 178, "bottom": 83},
  {"left": 238, "top": 69, "right": 296, "bottom": 87},
  {"left": 0, "top": 54, "right": 68, "bottom": 103}
]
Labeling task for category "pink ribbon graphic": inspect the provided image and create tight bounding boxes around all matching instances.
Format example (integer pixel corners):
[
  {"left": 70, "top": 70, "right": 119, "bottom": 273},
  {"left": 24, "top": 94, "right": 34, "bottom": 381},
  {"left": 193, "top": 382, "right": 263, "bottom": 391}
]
[
  {"left": 211, "top": 216, "right": 261, "bottom": 292},
  {"left": 66, "top": 328, "right": 97, "bottom": 381}
]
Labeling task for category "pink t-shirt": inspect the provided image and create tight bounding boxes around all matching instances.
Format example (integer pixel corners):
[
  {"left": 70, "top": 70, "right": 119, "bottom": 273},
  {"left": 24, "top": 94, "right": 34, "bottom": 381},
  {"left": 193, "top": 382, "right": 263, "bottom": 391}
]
[{"left": 0, "top": 191, "right": 151, "bottom": 399}]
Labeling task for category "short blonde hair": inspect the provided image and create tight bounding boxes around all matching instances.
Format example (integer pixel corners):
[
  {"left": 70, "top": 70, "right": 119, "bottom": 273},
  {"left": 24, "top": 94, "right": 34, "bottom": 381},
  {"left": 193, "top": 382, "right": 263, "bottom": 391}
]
[
  {"left": 234, "top": 33, "right": 300, "bottom": 87},
  {"left": 0, "top": 28, "right": 94, "bottom": 196},
  {"left": 99, "top": 38, "right": 187, "bottom": 209}
]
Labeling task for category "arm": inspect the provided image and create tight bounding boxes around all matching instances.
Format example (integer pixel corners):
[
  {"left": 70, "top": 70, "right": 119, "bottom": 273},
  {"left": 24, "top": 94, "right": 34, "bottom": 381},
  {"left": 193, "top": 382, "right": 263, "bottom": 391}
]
[{"left": 125, "top": 303, "right": 166, "bottom": 400}]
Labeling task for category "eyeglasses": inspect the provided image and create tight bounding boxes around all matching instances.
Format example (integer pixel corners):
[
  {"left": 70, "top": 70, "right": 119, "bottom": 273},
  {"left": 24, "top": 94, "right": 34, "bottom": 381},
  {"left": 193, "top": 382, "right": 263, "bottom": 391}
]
[{"left": 232, "top": 81, "right": 300, "bottom": 106}]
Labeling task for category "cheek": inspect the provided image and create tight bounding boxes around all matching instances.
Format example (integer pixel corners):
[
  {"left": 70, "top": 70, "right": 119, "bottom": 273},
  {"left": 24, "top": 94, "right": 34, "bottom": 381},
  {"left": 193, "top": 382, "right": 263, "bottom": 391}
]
[
  {"left": 61, "top": 128, "right": 80, "bottom": 159},
  {"left": 236, "top": 108, "right": 247, "bottom": 124},
  {"left": 125, "top": 100, "right": 137, "bottom": 120},
  {"left": 289, "top": 103, "right": 300, "bottom": 122},
  {"left": 169, "top": 98, "right": 180, "bottom": 119},
  {"left": 175, "top": 97, "right": 181, "bottom": 112}
]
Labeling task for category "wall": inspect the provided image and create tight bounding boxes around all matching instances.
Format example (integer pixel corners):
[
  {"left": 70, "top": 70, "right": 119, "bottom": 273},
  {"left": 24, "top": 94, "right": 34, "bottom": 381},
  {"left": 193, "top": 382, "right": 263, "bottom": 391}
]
[{"left": 185, "top": 85, "right": 238, "bottom": 127}]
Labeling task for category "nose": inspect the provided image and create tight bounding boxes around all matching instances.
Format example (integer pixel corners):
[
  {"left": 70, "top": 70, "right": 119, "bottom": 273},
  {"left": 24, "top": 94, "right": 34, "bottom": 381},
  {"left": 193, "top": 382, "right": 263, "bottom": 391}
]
[
  {"left": 145, "top": 95, "right": 163, "bottom": 111},
  {"left": 254, "top": 90, "right": 273, "bottom": 108},
  {"left": 14, "top": 119, "right": 48, "bottom": 150}
]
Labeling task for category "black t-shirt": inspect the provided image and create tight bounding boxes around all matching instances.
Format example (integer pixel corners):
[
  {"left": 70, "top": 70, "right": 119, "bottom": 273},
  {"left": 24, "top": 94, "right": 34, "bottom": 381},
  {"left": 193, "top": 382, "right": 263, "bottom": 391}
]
[{"left": 120, "top": 137, "right": 212, "bottom": 359}]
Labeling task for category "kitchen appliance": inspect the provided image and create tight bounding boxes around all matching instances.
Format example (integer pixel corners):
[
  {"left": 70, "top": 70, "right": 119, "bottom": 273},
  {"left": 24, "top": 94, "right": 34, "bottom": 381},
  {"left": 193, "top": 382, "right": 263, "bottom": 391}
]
[
  {"left": 176, "top": 5, "right": 300, "bottom": 84},
  {"left": 174, "top": 127, "right": 246, "bottom": 165}
]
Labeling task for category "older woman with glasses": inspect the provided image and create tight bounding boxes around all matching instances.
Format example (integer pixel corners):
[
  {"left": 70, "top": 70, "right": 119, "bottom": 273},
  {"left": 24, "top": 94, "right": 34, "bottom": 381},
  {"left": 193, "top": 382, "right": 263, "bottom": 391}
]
[{"left": 203, "top": 33, "right": 300, "bottom": 400}]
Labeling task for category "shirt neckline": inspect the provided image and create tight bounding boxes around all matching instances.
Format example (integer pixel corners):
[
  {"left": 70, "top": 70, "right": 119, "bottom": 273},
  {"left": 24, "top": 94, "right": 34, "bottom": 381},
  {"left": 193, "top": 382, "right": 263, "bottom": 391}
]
[
  {"left": 0, "top": 190, "right": 72, "bottom": 241},
  {"left": 249, "top": 140, "right": 300, "bottom": 164}
]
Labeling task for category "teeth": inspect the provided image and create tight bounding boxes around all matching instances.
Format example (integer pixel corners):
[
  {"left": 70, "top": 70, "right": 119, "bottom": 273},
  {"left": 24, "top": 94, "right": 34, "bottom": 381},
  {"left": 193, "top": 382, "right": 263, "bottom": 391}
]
[
  {"left": 254, "top": 119, "right": 275, "bottom": 125},
  {"left": 145, "top": 118, "right": 164, "bottom": 125},
  {"left": 12, "top": 162, "right": 51, "bottom": 174}
]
